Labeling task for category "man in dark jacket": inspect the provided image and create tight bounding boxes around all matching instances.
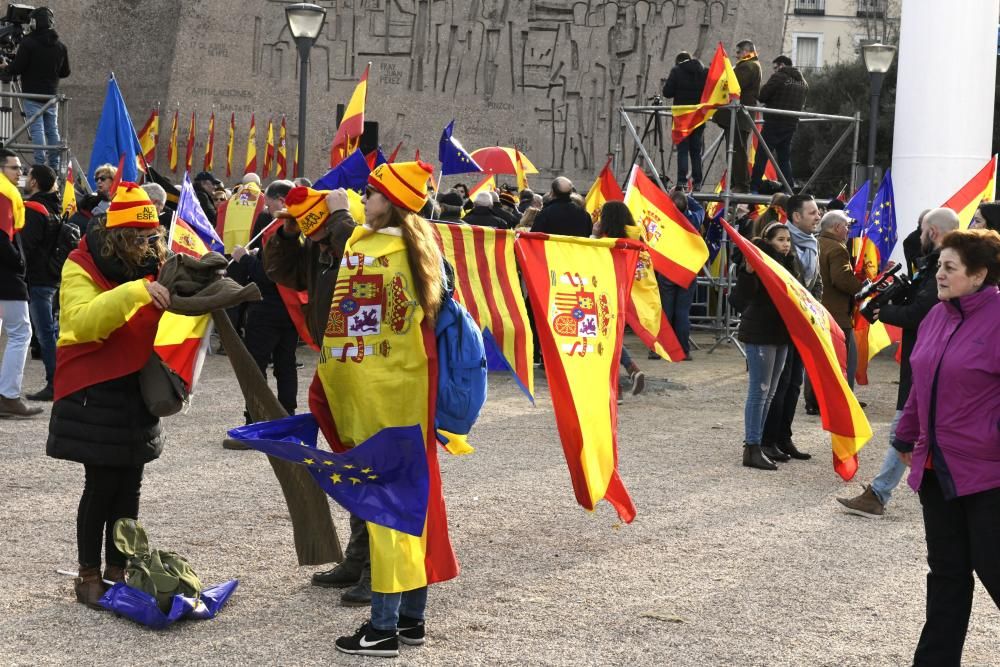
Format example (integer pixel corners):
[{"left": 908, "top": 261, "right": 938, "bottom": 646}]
[
  {"left": 193, "top": 171, "right": 220, "bottom": 225},
  {"left": 20, "top": 164, "right": 62, "bottom": 400},
  {"left": 464, "top": 191, "right": 506, "bottom": 228},
  {"left": 751, "top": 55, "right": 808, "bottom": 192},
  {"left": 3, "top": 8, "right": 70, "bottom": 171},
  {"left": 712, "top": 40, "right": 761, "bottom": 192},
  {"left": 837, "top": 208, "right": 958, "bottom": 518},
  {"left": 531, "top": 177, "right": 592, "bottom": 237},
  {"left": 662, "top": 51, "right": 708, "bottom": 190},
  {"left": 0, "top": 149, "right": 43, "bottom": 418},
  {"left": 436, "top": 190, "right": 464, "bottom": 223}
]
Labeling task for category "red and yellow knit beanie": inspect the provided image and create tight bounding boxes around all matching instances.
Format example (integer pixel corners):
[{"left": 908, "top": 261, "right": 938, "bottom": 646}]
[
  {"left": 106, "top": 182, "right": 159, "bottom": 229},
  {"left": 367, "top": 160, "right": 433, "bottom": 213}
]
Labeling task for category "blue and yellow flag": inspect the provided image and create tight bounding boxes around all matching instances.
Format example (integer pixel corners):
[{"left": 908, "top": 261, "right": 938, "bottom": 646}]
[
  {"left": 229, "top": 414, "right": 430, "bottom": 537},
  {"left": 438, "top": 120, "right": 483, "bottom": 176}
]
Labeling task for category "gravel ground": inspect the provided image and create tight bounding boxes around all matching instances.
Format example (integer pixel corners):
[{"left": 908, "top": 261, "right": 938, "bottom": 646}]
[{"left": 2, "top": 332, "right": 999, "bottom": 666}]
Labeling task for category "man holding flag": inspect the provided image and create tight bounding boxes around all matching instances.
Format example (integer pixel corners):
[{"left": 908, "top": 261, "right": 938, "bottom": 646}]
[{"left": 712, "top": 40, "right": 761, "bottom": 193}]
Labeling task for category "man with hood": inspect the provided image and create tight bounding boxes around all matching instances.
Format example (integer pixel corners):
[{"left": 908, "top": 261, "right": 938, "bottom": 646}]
[
  {"left": 751, "top": 55, "right": 808, "bottom": 192},
  {"left": 3, "top": 7, "right": 70, "bottom": 172},
  {"left": 662, "top": 51, "right": 708, "bottom": 190}
]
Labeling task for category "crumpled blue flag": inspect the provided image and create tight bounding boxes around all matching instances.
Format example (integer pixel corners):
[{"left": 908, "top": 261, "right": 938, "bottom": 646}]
[
  {"left": 88, "top": 74, "right": 144, "bottom": 189},
  {"left": 313, "top": 148, "right": 371, "bottom": 193},
  {"left": 99, "top": 579, "right": 238, "bottom": 630},
  {"left": 228, "top": 414, "right": 430, "bottom": 536},
  {"left": 846, "top": 180, "right": 871, "bottom": 238}
]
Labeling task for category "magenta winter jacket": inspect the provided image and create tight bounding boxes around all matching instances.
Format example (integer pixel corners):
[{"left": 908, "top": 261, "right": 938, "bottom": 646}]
[{"left": 892, "top": 285, "right": 1000, "bottom": 499}]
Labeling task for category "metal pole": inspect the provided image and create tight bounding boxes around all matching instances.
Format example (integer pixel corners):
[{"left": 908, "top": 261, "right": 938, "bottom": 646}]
[
  {"left": 866, "top": 71, "right": 885, "bottom": 213},
  {"left": 797, "top": 123, "right": 856, "bottom": 195},
  {"left": 296, "top": 38, "right": 311, "bottom": 178},
  {"left": 743, "top": 107, "right": 793, "bottom": 194},
  {"left": 619, "top": 108, "right": 669, "bottom": 192},
  {"left": 849, "top": 111, "right": 861, "bottom": 195}
]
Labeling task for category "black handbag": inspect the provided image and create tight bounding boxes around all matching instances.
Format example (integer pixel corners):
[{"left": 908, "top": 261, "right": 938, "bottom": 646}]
[{"left": 138, "top": 354, "right": 189, "bottom": 417}]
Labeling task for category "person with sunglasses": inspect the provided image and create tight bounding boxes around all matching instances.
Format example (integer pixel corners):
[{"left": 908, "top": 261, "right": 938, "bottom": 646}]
[{"left": 66, "top": 163, "right": 118, "bottom": 235}]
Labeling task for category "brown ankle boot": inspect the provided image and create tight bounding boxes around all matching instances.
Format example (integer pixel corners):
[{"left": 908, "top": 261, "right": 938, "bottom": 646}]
[
  {"left": 74, "top": 566, "right": 106, "bottom": 609},
  {"left": 103, "top": 565, "right": 126, "bottom": 584}
]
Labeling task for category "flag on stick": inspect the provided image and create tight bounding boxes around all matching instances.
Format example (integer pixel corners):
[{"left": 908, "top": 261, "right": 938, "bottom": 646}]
[
  {"left": 226, "top": 112, "right": 235, "bottom": 178},
  {"left": 167, "top": 108, "right": 179, "bottom": 172},
  {"left": 276, "top": 116, "right": 288, "bottom": 178},
  {"left": 88, "top": 74, "right": 145, "bottom": 188},
  {"left": 176, "top": 172, "right": 225, "bottom": 254},
  {"left": 203, "top": 111, "right": 216, "bottom": 172},
  {"left": 583, "top": 157, "right": 624, "bottom": 225},
  {"left": 438, "top": 120, "right": 483, "bottom": 175},
  {"left": 137, "top": 107, "right": 159, "bottom": 164},
  {"left": 263, "top": 117, "right": 275, "bottom": 177},
  {"left": 61, "top": 166, "right": 77, "bottom": 217},
  {"left": 245, "top": 113, "right": 258, "bottom": 175},
  {"left": 330, "top": 63, "right": 370, "bottom": 168},
  {"left": 0, "top": 171, "right": 25, "bottom": 240},
  {"left": 184, "top": 111, "right": 196, "bottom": 173},
  {"left": 942, "top": 154, "right": 997, "bottom": 229}
]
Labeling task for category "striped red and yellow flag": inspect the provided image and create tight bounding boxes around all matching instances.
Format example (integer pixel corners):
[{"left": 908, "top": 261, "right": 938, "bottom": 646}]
[
  {"left": 747, "top": 112, "right": 779, "bottom": 182},
  {"left": 942, "top": 154, "right": 996, "bottom": 229},
  {"left": 167, "top": 109, "right": 179, "bottom": 172},
  {"left": 853, "top": 319, "right": 901, "bottom": 385},
  {"left": 137, "top": 107, "right": 159, "bottom": 164},
  {"left": 226, "top": 112, "right": 235, "bottom": 178},
  {"left": 433, "top": 223, "right": 533, "bottom": 399},
  {"left": 169, "top": 217, "right": 211, "bottom": 259},
  {"left": 624, "top": 165, "right": 708, "bottom": 288},
  {"left": 203, "top": 111, "right": 215, "bottom": 172},
  {"left": 583, "top": 157, "right": 624, "bottom": 224},
  {"left": 722, "top": 220, "right": 871, "bottom": 479},
  {"left": 330, "top": 63, "right": 370, "bottom": 168},
  {"left": 245, "top": 113, "right": 258, "bottom": 175},
  {"left": 184, "top": 111, "right": 196, "bottom": 173},
  {"left": 262, "top": 117, "right": 275, "bottom": 177},
  {"left": 623, "top": 226, "right": 684, "bottom": 360},
  {"left": 467, "top": 173, "right": 494, "bottom": 200},
  {"left": 61, "top": 165, "right": 77, "bottom": 217},
  {"left": 671, "top": 42, "right": 741, "bottom": 143},
  {"left": 154, "top": 311, "right": 212, "bottom": 391},
  {"left": 276, "top": 116, "right": 288, "bottom": 179},
  {"left": 515, "top": 231, "right": 640, "bottom": 522}
]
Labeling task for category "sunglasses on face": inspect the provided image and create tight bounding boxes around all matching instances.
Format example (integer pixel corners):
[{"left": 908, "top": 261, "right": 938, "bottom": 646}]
[
  {"left": 134, "top": 234, "right": 160, "bottom": 246},
  {"left": 96, "top": 175, "right": 112, "bottom": 182}
]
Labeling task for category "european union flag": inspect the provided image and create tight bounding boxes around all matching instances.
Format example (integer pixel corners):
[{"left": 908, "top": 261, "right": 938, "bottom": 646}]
[
  {"left": 863, "top": 171, "right": 896, "bottom": 270},
  {"left": 704, "top": 212, "right": 725, "bottom": 264},
  {"left": 228, "top": 414, "right": 430, "bottom": 537},
  {"left": 439, "top": 120, "right": 483, "bottom": 176},
  {"left": 845, "top": 180, "right": 870, "bottom": 238},
  {"left": 314, "top": 148, "right": 371, "bottom": 193},
  {"left": 88, "top": 74, "right": 144, "bottom": 189},
  {"left": 177, "top": 173, "right": 224, "bottom": 253}
]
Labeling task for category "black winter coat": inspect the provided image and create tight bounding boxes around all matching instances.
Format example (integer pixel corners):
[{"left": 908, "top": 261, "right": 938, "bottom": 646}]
[
  {"left": 46, "top": 226, "right": 163, "bottom": 468},
  {"left": 0, "top": 227, "right": 27, "bottom": 300},
  {"left": 662, "top": 58, "right": 708, "bottom": 105},
  {"left": 5, "top": 29, "right": 70, "bottom": 95},
  {"left": 464, "top": 205, "right": 506, "bottom": 229},
  {"left": 20, "top": 190, "right": 62, "bottom": 287},
  {"left": 734, "top": 239, "right": 799, "bottom": 345},
  {"left": 879, "top": 248, "right": 941, "bottom": 410},
  {"left": 758, "top": 67, "right": 808, "bottom": 126},
  {"left": 531, "top": 196, "right": 593, "bottom": 237}
]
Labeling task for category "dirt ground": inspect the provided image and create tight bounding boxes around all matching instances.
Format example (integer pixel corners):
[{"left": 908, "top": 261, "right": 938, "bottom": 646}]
[{"left": 1, "top": 331, "right": 998, "bottom": 666}]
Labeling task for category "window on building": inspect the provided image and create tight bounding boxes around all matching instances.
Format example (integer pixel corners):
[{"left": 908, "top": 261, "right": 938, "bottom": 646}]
[
  {"left": 793, "top": 0, "right": 826, "bottom": 15},
  {"left": 793, "top": 35, "right": 822, "bottom": 69},
  {"left": 857, "top": 0, "right": 887, "bottom": 18}
]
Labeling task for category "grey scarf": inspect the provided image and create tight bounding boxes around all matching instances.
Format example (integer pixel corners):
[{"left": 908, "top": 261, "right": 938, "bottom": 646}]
[{"left": 787, "top": 222, "right": 818, "bottom": 286}]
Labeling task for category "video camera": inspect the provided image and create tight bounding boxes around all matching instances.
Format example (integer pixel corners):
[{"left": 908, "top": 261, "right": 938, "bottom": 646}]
[
  {"left": 856, "top": 262, "right": 911, "bottom": 323},
  {"left": 0, "top": 4, "right": 33, "bottom": 60}
]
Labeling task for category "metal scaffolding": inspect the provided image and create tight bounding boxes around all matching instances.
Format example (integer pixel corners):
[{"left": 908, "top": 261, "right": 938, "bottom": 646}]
[
  {"left": 0, "top": 84, "right": 71, "bottom": 178},
  {"left": 616, "top": 102, "right": 861, "bottom": 356}
]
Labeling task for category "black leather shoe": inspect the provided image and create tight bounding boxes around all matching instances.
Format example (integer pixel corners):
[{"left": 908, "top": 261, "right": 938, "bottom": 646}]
[
  {"left": 340, "top": 578, "right": 372, "bottom": 606},
  {"left": 761, "top": 443, "right": 791, "bottom": 462},
  {"left": 743, "top": 445, "right": 777, "bottom": 471},
  {"left": 312, "top": 563, "right": 362, "bottom": 588},
  {"left": 26, "top": 384, "right": 53, "bottom": 402},
  {"left": 777, "top": 440, "right": 812, "bottom": 460},
  {"left": 805, "top": 405, "right": 820, "bottom": 415}
]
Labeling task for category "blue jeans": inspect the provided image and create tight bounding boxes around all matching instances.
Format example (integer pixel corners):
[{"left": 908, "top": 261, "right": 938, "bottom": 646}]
[
  {"left": 871, "top": 409, "right": 907, "bottom": 506},
  {"left": 676, "top": 124, "right": 705, "bottom": 189},
  {"left": 0, "top": 300, "right": 31, "bottom": 398},
  {"left": 657, "top": 276, "right": 695, "bottom": 355},
  {"left": 620, "top": 344, "right": 632, "bottom": 369},
  {"left": 744, "top": 343, "right": 788, "bottom": 444},
  {"left": 371, "top": 587, "right": 427, "bottom": 632},
  {"left": 23, "top": 99, "right": 61, "bottom": 171},
  {"left": 28, "top": 285, "right": 58, "bottom": 384}
]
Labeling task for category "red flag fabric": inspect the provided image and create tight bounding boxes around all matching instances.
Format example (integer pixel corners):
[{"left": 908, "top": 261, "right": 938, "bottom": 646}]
[
  {"left": 184, "top": 111, "right": 196, "bottom": 172},
  {"left": 388, "top": 141, "right": 403, "bottom": 163},
  {"left": 330, "top": 64, "right": 370, "bottom": 168},
  {"left": 261, "top": 220, "right": 318, "bottom": 350}
]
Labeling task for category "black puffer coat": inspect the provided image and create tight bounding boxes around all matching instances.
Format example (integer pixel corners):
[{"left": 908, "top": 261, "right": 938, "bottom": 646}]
[
  {"left": 734, "top": 239, "right": 800, "bottom": 345},
  {"left": 662, "top": 58, "right": 708, "bottom": 105},
  {"left": 46, "top": 226, "right": 163, "bottom": 467},
  {"left": 758, "top": 66, "right": 808, "bottom": 126}
]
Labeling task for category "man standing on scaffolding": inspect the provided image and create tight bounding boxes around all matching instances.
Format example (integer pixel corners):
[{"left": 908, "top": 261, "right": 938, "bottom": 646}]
[
  {"left": 2, "top": 7, "right": 70, "bottom": 173},
  {"left": 711, "top": 40, "right": 761, "bottom": 193}
]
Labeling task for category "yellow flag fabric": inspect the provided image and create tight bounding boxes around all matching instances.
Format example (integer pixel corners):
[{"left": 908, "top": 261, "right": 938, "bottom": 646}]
[
  {"left": 216, "top": 183, "right": 263, "bottom": 252},
  {"left": 245, "top": 114, "right": 258, "bottom": 174},
  {"left": 671, "top": 42, "right": 741, "bottom": 143},
  {"left": 942, "top": 155, "right": 996, "bottom": 229},
  {"left": 0, "top": 172, "right": 25, "bottom": 240},
  {"left": 61, "top": 166, "right": 77, "bottom": 217}
]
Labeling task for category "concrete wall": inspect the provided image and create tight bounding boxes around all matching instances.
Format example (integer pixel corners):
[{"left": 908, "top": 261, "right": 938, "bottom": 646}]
[{"left": 44, "top": 0, "right": 785, "bottom": 187}]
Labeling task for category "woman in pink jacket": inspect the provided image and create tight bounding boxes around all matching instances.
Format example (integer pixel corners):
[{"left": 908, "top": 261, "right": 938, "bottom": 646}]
[{"left": 891, "top": 227, "right": 1000, "bottom": 667}]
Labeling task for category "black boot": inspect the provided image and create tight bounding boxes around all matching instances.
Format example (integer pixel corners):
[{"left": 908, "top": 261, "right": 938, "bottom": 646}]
[
  {"left": 761, "top": 443, "right": 791, "bottom": 462},
  {"left": 743, "top": 444, "right": 777, "bottom": 471},
  {"left": 777, "top": 440, "right": 812, "bottom": 460}
]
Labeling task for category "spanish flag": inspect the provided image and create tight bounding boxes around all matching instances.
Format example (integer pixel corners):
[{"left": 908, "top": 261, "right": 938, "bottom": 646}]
[
  {"left": 623, "top": 165, "right": 708, "bottom": 288},
  {"left": 292, "top": 141, "right": 299, "bottom": 180},
  {"left": 167, "top": 109, "right": 179, "bottom": 172},
  {"left": 215, "top": 182, "right": 265, "bottom": 252},
  {"left": 168, "top": 217, "right": 211, "bottom": 259},
  {"left": 154, "top": 310, "right": 212, "bottom": 391},
  {"left": 330, "top": 63, "right": 370, "bottom": 168},
  {"left": 0, "top": 172, "right": 25, "bottom": 240},
  {"left": 245, "top": 113, "right": 258, "bottom": 175},
  {"left": 263, "top": 117, "right": 275, "bottom": 177},
  {"left": 433, "top": 223, "right": 533, "bottom": 398},
  {"left": 226, "top": 113, "right": 235, "bottom": 178},
  {"left": 722, "top": 220, "right": 871, "bottom": 480},
  {"left": 671, "top": 42, "right": 741, "bottom": 143},
  {"left": 942, "top": 154, "right": 996, "bottom": 229},
  {"left": 514, "top": 148, "right": 529, "bottom": 191},
  {"left": 203, "top": 111, "right": 215, "bottom": 172},
  {"left": 623, "top": 226, "right": 684, "bottom": 361},
  {"left": 61, "top": 166, "right": 77, "bottom": 217},
  {"left": 747, "top": 113, "right": 778, "bottom": 181},
  {"left": 137, "top": 107, "right": 159, "bottom": 164},
  {"left": 583, "top": 157, "right": 624, "bottom": 224},
  {"left": 515, "top": 231, "right": 640, "bottom": 522},
  {"left": 276, "top": 116, "right": 288, "bottom": 179},
  {"left": 184, "top": 111, "right": 196, "bottom": 173},
  {"left": 467, "top": 173, "right": 495, "bottom": 200}
]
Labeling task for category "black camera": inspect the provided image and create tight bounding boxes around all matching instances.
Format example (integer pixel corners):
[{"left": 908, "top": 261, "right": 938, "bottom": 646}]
[
  {"left": 856, "top": 262, "right": 911, "bottom": 323},
  {"left": 0, "top": 4, "right": 35, "bottom": 69}
]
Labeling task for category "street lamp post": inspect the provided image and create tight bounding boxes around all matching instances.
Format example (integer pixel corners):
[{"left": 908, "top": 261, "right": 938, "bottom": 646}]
[
  {"left": 285, "top": 3, "right": 327, "bottom": 178},
  {"left": 862, "top": 42, "right": 897, "bottom": 211}
]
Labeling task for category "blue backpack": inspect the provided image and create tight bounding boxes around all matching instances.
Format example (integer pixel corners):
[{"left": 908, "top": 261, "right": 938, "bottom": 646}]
[{"left": 434, "top": 292, "right": 487, "bottom": 454}]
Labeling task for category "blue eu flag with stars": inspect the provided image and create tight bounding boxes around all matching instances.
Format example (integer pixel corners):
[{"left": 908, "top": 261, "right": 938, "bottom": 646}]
[
  {"left": 228, "top": 414, "right": 430, "bottom": 537},
  {"left": 862, "top": 171, "right": 896, "bottom": 271},
  {"left": 314, "top": 148, "right": 371, "bottom": 193},
  {"left": 845, "top": 180, "right": 870, "bottom": 238},
  {"left": 439, "top": 120, "right": 483, "bottom": 176}
]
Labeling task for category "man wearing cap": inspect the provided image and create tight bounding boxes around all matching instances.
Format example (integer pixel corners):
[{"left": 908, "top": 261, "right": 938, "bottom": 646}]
[{"left": 193, "top": 171, "right": 220, "bottom": 225}]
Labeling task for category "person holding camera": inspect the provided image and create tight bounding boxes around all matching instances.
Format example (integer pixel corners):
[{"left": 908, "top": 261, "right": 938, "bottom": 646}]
[
  {"left": 3, "top": 7, "right": 69, "bottom": 172},
  {"left": 837, "top": 208, "right": 958, "bottom": 518}
]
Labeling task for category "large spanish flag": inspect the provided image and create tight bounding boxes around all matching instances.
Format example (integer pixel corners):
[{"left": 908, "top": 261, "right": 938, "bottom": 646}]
[
  {"left": 330, "top": 63, "right": 370, "bottom": 168},
  {"left": 167, "top": 109, "right": 179, "bottom": 172},
  {"left": 671, "top": 42, "right": 741, "bottom": 143},
  {"left": 433, "top": 223, "right": 533, "bottom": 398},
  {"left": 624, "top": 165, "right": 708, "bottom": 288},
  {"left": 215, "top": 182, "right": 265, "bottom": 252},
  {"left": 137, "top": 107, "right": 159, "bottom": 164},
  {"left": 722, "top": 220, "right": 871, "bottom": 480},
  {"left": 583, "top": 157, "right": 624, "bottom": 224},
  {"left": 515, "top": 232, "right": 640, "bottom": 522},
  {"left": 942, "top": 154, "right": 996, "bottom": 229},
  {"left": 245, "top": 113, "right": 258, "bottom": 175}
]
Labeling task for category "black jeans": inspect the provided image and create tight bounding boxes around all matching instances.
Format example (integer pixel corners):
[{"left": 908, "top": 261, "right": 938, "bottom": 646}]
[
  {"left": 762, "top": 345, "right": 804, "bottom": 445},
  {"left": 676, "top": 124, "right": 705, "bottom": 190},
  {"left": 244, "top": 313, "right": 299, "bottom": 416},
  {"left": 77, "top": 464, "right": 144, "bottom": 568},
  {"left": 913, "top": 471, "right": 1000, "bottom": 666},
  {"left": 345, "top": 514, "right": 371, "bottom": 582}
]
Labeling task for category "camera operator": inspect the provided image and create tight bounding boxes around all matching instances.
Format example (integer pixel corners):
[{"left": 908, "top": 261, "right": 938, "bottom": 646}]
[
  {"left": 837, "top": 207, "right": 958, "bottom": 518},
  {"left": 3, "top": 7, "right": 70, "bottom": 172}
]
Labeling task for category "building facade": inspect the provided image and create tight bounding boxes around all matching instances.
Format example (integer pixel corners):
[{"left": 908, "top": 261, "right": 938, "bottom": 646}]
[{"left": 781, "top": 0, "right": 900, "bottom": 70}]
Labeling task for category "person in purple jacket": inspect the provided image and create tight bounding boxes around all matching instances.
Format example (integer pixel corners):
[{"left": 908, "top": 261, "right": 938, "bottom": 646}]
[{"left": 891, "top": 227, "right": 1000, "bottom": 667}]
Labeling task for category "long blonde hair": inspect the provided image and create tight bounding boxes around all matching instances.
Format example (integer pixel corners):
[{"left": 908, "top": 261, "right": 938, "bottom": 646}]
[
  {"left": 374, "top": 205, "right": 444, "bottom": 322},
  {"left": 94, "top": 214, "right": 167, "bottom": 270}
]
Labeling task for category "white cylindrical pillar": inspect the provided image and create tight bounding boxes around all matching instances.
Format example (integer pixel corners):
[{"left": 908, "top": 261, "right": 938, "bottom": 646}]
[{"left": 890, "top": 0, "right": 999, "bottom": 263}]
